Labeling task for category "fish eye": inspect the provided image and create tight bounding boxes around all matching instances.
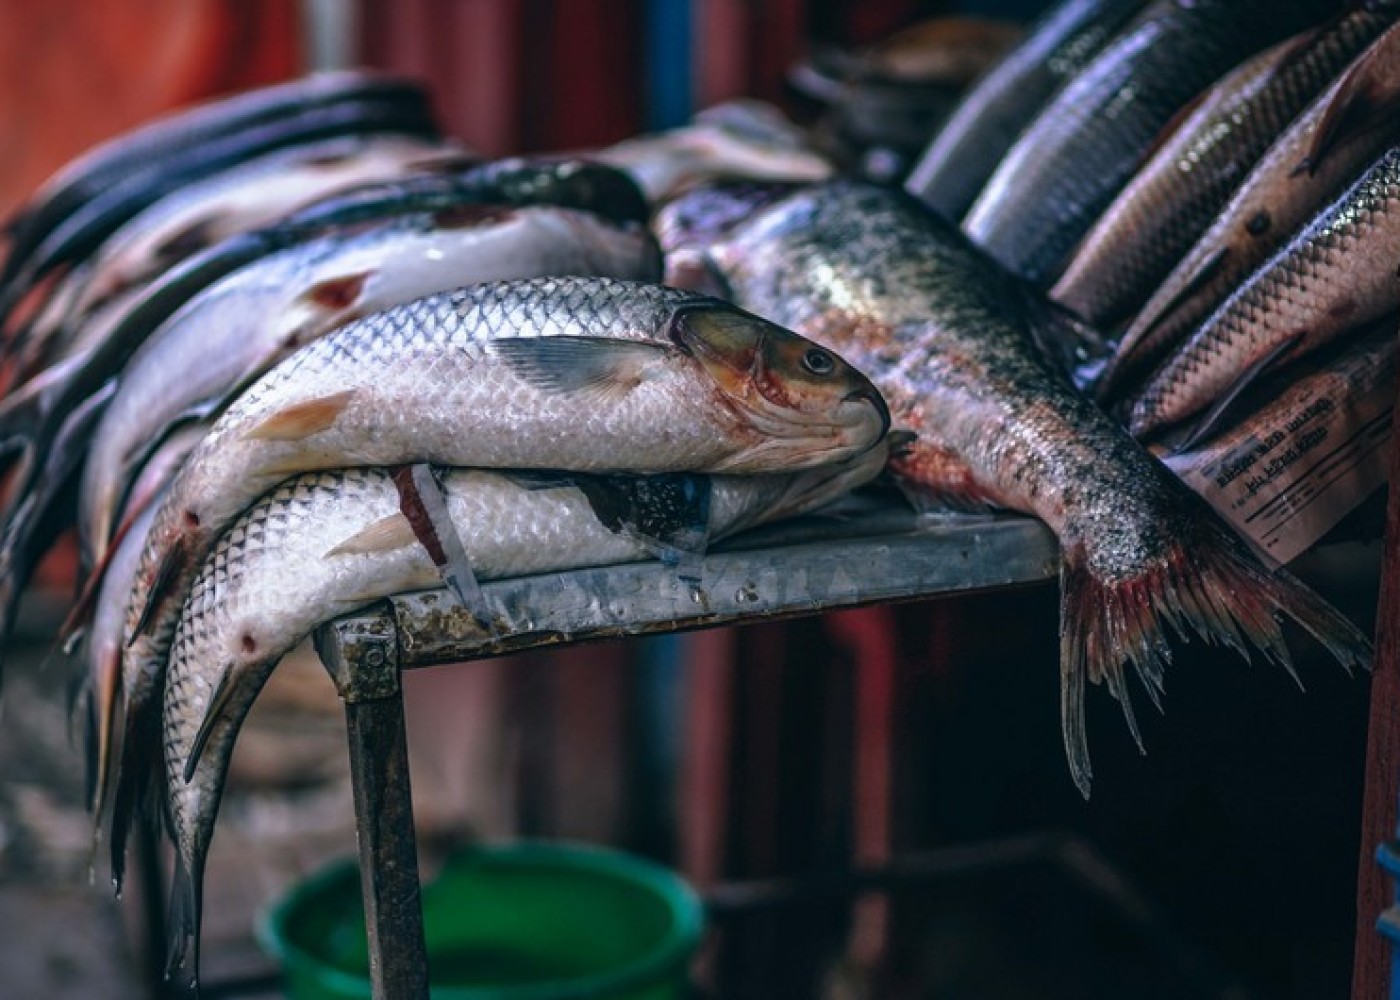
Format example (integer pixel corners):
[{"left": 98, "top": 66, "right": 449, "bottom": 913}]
[{"left": 801, "top": 348, "right": 836, "bottom": 376}]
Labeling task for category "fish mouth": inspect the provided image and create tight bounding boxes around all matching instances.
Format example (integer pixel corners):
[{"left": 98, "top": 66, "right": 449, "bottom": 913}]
[{"left": 844, "top": 387, "right": 890, "bottom": 440}]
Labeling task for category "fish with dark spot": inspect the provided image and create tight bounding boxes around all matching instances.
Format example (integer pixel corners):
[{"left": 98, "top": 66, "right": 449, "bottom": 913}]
[
  {"left": 1129, "top": 146, "right": 1400, "bottom": 439},
  {"left": 963, "top": 0, "right": 1342, "bottom": 285},
  {"left": 700, "top": 180, "right": 1370, "bottom": 795}
]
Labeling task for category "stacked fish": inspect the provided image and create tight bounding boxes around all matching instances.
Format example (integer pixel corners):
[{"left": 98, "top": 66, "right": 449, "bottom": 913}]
[
  {"left": 0, "top": 73, "right": 890, "bottom": 988},
  {"left": 6, "top": 0, "right": 1396, "bottom": 984}
]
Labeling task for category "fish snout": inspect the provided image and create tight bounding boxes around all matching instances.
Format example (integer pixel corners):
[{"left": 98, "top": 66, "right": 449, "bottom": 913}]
[{"left": 843, "top": 385, "right": 891, "bottom": 444}]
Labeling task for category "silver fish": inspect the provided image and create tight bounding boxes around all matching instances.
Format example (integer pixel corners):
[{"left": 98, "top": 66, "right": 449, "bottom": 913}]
[
  {"left": 79, "top": 205, "right": 661, "bottom": 590},
  {"left": 1129, "top": 146, "right": 1400, "bottom": 440},
  {"left": 111, "top": 277, "right": 889, "bottom": 884},
  {"left": 159, "top": 451, "right": 883, "bottom": 986}
]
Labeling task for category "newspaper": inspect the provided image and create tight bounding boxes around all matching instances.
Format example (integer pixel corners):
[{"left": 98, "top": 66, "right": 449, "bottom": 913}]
[{"left": 1167, "top": 328, "right": 1396, "bottom": 566}]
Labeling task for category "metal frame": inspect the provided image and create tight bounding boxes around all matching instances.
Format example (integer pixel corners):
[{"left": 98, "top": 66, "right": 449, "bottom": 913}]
[{"left": 310, "top": 506, "right": 1058, "bottom": 998}]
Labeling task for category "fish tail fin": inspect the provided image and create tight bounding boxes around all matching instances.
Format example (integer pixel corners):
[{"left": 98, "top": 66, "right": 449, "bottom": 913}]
[
  {"left": 108, "top": 702, "right": 163, "bottom": 895},
  {"left": 88, "top": 642, "right": 123, "bottom": 817},
  {"left": 165, "top": 850, "right": 205, "bottom": 996},
  {"left": 1059, "top": 520, "right": 1370, "bottom": 797}
]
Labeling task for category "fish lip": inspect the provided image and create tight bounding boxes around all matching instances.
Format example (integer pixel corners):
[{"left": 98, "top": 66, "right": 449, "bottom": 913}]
[{"left": 843, "top": 386, "right": 891, "bottom": 440}]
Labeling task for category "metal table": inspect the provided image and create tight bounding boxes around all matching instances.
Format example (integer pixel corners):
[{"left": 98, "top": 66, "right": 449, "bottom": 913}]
[{"left": 310, "top": 502, "right": 1059, "bottom": 999}]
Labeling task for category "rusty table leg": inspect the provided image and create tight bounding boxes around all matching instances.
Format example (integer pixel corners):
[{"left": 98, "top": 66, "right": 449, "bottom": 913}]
[{"left": 317, "top": 604, "right": 430, "bottom": 1000}]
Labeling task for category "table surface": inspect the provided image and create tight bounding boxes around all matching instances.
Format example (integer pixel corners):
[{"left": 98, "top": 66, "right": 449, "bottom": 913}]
[{"left": 315, "top": 494, "right": 1062, "bottom": 670}]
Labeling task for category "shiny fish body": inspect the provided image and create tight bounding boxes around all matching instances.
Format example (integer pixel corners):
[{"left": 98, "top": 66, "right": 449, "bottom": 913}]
[
  {"left": 111, "top": 277, "right": 887, "bottom": 879},
  {"left": 2, "top": 72, "right": 429, "bottom": 288},
  {"left": 1103, "top": 21, "right": 1400, "bottom": 403},
  {"left": 708, "top": 180, "right": 1369, "bottom": 795},
  {"left": 1051, "top": 12, "right": 1390, "bottom": 328},
  {"left": 906, "top": 0, "right": 1152, "bottom": 221},
  {"left": 79, "top": 206, "right": 661, "bottom": 581},
  {"left": 0, "top": 91, "right": 439, "bottom": 333},
  {"left": 1129, "top": 147, "right": 1400, "bottom": 438},
  {"left": 69, "top": 133, "right": 463, "bottom": 317},
  {"left": 595, "top": 101, "right": 832, "bottom": 205},
  {"left": 160, "top": 451, "right": 882, "bottom": 985},
  {"left": 963, "top": 0, "right": 1339, "bottom": 285}
]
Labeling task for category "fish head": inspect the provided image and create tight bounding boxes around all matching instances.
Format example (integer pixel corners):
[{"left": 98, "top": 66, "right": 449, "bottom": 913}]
[
  {"left": 653, "top": 180, "right": 798, "bottom": 256},
  {"left": 671, "top": 303, "right": 890, "bottom": 470}
]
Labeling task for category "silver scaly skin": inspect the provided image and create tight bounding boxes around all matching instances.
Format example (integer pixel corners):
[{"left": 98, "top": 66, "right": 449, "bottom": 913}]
[
  {"left": 160, "top": 449, "right": 884, "bottom": 988},
  {"left": 79, "top": 205, "right": 662, "bottom": 586},
  {"left": 1051, "top": 11, "right": 1392, "bottom": 328},
  {"left": 963, "top": 0, "right": 1342, "bottom": 286},
  {"left": 1129, "top": 146, "right": 1400, "bottom": 439},
  {"left": 69, "top": 133, "right": 464, "bottom": 317},
  {"left": 906, "top": 0, "right": 1152, "bottom": 222},
  {"left": 109, "top": 275, "right": 888, "bottom": 886},
  {"left": 1100, "top": 20, "right": 1400, "bottom": 405},
  {"left": 707, "top": 180, "right": 1370, "bottom": 796}
]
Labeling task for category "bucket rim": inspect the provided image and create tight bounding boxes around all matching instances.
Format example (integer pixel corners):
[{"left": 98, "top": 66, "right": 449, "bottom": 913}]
[{"left": 256, "top": 839, "right": 704, "bottom": 1000}]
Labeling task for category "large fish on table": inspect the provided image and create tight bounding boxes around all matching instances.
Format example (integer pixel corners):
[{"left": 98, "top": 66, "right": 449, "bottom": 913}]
[
  {"left": 1128, "top": 146, "right": 1400, "bottom": 442},
  {"left": 109, "top": 276, "right": 888, "bottom": 883},
  {"left": 0, "top": 160, "right": 657, "bottom": 683},
  {"left": 905, "top": 0, "right": 1152, "bottom": 222},
  {"left": 72, "top": 206, "right": 660, "bottom": 824},
  {"left": 1101, "top": 21, "right": 1400, "bottom": 403},
  {"left": 77, "top": 204, "right": 661, "bottom": 604},
  {"left": 1051, "top": 10, "right": 1391, "bottom": 329},
  {"left": 962, "top": 0, "right": 1340, "bottom": 286},
  {"left": 159, "top": 448, "right": 884, "bottom": 988},
  {"left": 692, "top": 180, "right": 1369, "bottom": 794}
]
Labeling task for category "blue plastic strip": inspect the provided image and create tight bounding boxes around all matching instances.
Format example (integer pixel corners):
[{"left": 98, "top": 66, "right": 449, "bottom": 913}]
[{"left": 645, "top": 0, "right": 693, "bottom": 130}]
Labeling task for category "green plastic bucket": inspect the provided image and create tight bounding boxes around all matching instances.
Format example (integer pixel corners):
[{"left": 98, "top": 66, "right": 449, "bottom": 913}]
[{"left": 257, "top": 842, "right": 704, "bottom": 1000}]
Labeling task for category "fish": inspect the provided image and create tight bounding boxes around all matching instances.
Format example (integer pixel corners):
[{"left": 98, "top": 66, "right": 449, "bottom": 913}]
[
  {"left": 77, "top": 204, "right": 662, "bottom": 596},
  {"left": 595, "top": 102, "right": 832, "bottom": 205},
  {"left": 1051, "top": 11, "right": 1391, "bottom": 329},
  {"left": 0, "top": 88, "right": 440, "bottom": 333},
  {"left": 0, "top": 160, "right": 658, "bottom": 678},
  {"left": 69, "top": 203, "right": 664, "bottom": 721},
  {"left": 652, "top": 181, "right": 804, "bottom": 294},
  {"left": 905, "top": 0, "right": 1153, "bottom": 222},
  {"left": 702, "top": 180, "right": 1370, "bottom": 794},
  {"left": 109, "top": 276, "right": 889, "bottom": 884},
  {"left": 962, "top": 0, "right": 1341, "bottom": 286},
  {"left": 1, "top": 72, "right": 430, "bottom": 288},
  {"left": 159, "top": 447, "right": 884, "bottom": 988},
  {"left": 1100, "top": 21, "right": 1400, "bottom": 403},
  {"left": 1128, "top": 146, "right": 1400, "bottom": 441},
  {"left": 65, "top": 134, "right": 466, "bottom": 320}
]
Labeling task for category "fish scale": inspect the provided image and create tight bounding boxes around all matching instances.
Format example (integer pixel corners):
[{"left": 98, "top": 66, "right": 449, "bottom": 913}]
[
  {"left": 963, "top": 0, "right": 1341, "bottom": 286},
  {"left": 109, "top": 275, "right": 886, "bottom": 890},
  {"left": 1051, "top": 11, "right": 1392, "bottom": 328},
  {"left": 1129, "top": 146, "right": 1400, "bottom": 438}
]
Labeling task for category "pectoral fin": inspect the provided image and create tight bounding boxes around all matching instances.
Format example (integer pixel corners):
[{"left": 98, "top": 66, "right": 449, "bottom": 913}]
[
  {"left": 1298, "top": 37, "right": 1400, "bottom": 176},
  {"left": 323, "top": 513, "right": 416, "bottom": 557},
  {"left": 244, "top": 389, "right": 357, "bottom": 441},
  {"left": 492, "top": 337, "right": 667, "bottom": 401}
]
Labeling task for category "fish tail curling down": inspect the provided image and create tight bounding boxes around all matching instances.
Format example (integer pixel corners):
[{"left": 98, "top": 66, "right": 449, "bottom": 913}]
[{"left": 1059, "top": 518, "right": 1371, "bottom": 797}]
